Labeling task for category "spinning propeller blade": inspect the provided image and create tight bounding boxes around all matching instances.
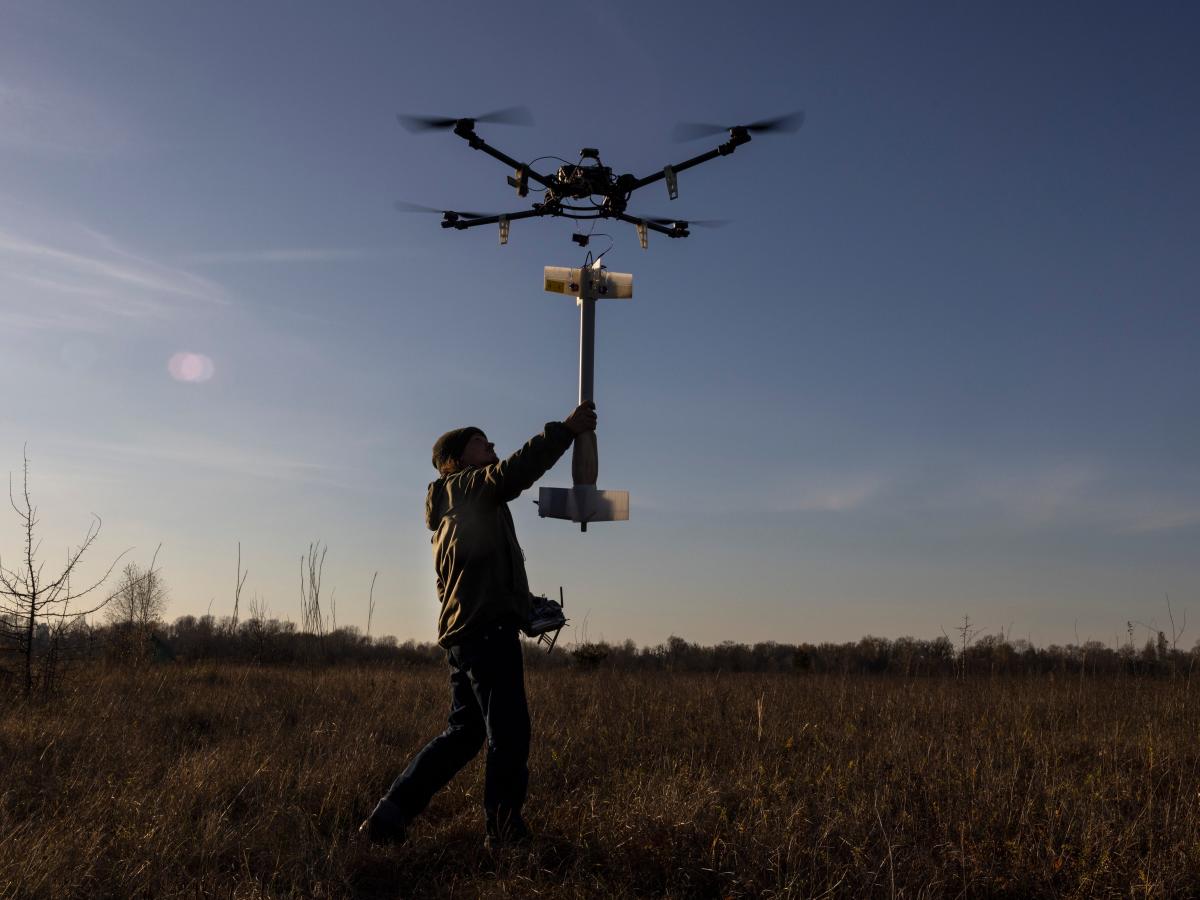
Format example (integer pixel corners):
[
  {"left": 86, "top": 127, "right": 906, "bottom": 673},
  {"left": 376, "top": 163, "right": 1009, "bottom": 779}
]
[
  {"left": 671, "top": 110, "right": 805, "bottom": 142},
  {"left": 639, "top": 215, "right": 729, "bottom": 228},
  {"left": 397, "top": 106, "right": 534, "bottom": 133},
  {"left": 471, "top": 106, "right": 535, "bottom": 127},
  {"left": 394, "top": 200, "right": 495, "bottom": 218}
]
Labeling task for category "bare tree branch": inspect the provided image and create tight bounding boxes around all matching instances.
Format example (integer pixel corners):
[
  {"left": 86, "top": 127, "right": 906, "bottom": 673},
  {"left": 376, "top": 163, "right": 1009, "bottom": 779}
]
[{"left": 3, "top": 448, "right": 128, "bottom": 694}]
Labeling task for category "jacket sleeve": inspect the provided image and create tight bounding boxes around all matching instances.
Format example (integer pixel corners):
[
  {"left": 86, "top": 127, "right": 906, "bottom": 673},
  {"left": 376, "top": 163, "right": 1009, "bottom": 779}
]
[{"left": 460, "top": 422, "right": 575, "bottom": 504}]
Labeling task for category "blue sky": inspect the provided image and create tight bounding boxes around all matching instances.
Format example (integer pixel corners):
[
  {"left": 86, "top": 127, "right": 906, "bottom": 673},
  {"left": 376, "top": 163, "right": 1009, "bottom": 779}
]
[{"left": 2, "top": 1, "right": 1197, "bottom": 647}]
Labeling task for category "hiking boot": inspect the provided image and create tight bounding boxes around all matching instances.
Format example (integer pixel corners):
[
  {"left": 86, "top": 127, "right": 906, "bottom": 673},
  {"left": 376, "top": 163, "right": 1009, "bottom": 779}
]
[
  {"left": 359, "top": 798, "right": 409, "bottom": 846},
  {"left": 484, "top": 812, "right": 532, "bottom": 850}
]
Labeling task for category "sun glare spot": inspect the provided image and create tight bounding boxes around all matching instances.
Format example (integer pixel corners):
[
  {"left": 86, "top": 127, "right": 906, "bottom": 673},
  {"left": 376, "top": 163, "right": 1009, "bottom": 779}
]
[{"left": 167, "top": 351, "right": 215, "bottom": 383}]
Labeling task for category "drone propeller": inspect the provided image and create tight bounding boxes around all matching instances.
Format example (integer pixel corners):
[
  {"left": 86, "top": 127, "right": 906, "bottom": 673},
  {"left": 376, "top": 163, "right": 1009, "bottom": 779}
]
[
  {"left": 394, "top": 200, "right": 495, "bottom": 218},
  {"left": 639, "top": 215, "right": 729, "bottom": 228},
  {"left": 671, "top": 110, "right": 805, "bottom": 142},
  {"left": 396, "top": 106, "right": 534, "bottom": 133}
]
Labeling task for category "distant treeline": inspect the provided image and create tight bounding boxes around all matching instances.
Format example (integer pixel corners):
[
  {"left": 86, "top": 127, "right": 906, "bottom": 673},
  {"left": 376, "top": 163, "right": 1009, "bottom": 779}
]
[{"left": 5, "top": 613, "right": 1196, "bottom": 679}]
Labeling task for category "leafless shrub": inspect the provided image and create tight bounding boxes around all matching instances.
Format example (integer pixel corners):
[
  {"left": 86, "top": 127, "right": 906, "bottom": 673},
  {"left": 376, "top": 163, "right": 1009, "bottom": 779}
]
[
  {"left": 105, "top": 554, "right": 167, "bottom": 630},
  {"left": 300, "top": 541, "right": 330, "bottom": 654},
  {"left": 570, "top": 642, "right": 609, "bottom": 669},
  {"left": 232, "top": 542, "right": 248, "bottom": 629},
  {"left": 0, "top": 448, "right": 126, "bottom": 695},
  {"left": 104, "top": 548, "right": 167, "bottom": 663},
  {"left": 366, "top": 571, "right": 378, "bottom": 639}
]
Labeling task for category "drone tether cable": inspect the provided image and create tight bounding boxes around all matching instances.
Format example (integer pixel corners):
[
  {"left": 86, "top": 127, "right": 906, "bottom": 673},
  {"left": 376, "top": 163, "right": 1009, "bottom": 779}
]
[{"left": 591, "top": 236, "right": 614, "bottom": 263}]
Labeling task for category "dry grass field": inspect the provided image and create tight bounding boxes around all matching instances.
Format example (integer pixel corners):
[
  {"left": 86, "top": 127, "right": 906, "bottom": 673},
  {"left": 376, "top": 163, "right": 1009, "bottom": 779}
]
[{"left": 2, "top": 663, "right": 1199, "bottom": 898}]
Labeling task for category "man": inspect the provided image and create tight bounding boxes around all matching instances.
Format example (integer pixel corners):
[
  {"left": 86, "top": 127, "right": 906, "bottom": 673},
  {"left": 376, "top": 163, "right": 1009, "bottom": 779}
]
[{"left": 360, "top": 401, "right": 597, "bottom": 848}]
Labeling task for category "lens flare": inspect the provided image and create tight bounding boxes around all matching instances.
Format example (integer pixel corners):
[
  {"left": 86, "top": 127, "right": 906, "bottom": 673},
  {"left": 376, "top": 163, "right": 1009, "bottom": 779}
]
[{"left": 167, "top": 352, "right": 215, "bottom": 383}]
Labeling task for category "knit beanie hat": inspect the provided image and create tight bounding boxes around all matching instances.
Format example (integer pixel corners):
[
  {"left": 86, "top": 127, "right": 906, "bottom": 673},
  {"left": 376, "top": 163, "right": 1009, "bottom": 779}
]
[{"left": 432, "top": 426, "right": 484, "bottom": 472}]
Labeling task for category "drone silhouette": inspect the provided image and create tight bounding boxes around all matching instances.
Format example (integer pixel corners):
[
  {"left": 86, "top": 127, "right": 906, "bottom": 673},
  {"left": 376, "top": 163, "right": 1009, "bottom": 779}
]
[{"left": 395, "top": 106, "right": 803, "bottom": 248}]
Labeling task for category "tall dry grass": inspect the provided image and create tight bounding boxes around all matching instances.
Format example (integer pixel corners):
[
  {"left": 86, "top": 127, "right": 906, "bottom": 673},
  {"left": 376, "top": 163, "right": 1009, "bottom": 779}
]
[{"left": 2, "top": 664, "right": 1198, "bottom": 897}]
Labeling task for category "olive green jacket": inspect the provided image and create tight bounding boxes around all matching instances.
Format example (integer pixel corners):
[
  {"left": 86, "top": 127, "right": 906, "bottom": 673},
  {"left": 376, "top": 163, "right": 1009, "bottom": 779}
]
[{"left": 425, "top": 422, "right": 575, "bottom": 647}]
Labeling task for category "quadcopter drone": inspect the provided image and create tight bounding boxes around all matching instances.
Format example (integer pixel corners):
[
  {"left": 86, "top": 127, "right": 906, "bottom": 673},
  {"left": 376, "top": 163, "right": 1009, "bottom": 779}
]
[{"left": 395, "top": 106, "right": 803, "bottom": 248}]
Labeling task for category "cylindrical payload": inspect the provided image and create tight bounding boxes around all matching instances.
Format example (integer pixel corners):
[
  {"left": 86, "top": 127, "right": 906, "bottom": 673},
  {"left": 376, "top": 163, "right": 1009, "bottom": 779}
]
[
  {"left": 538, "top": 260, "right": 632, "bottom": 531},
  {"left": 573, "top": 284, "right": 599, "bottom": 490}
]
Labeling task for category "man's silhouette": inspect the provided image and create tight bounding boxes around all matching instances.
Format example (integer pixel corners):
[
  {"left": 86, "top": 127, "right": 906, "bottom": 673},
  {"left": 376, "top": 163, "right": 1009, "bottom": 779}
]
[{"left": 361, "top": 401, "right": 597, "bottom": 848}]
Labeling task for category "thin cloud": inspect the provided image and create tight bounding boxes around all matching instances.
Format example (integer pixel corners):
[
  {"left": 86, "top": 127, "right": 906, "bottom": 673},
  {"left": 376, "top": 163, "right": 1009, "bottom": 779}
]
[
  {"left": 6, "top": 271, "right": 116, "bottom": 298},
  {"left": 914, "top": 460, "right": 1200, "bottom": 536},
  {"left": 4, "top": 272, "right": 175, "bottom": 321},
  {"left": 182, "top": 248, "right": 374, "bottom": 265},
  {"left": 970, "top": 463, "right": 1103, "bottom": 527},
  {"left": 1111, "top": 503, "right": 1200, "bottom": 535},
  {"left": 0, "top": 80, "right": 136, "bottom": 157},
  {"left": 768, "top": 475, "right": 886, "bottom": 514},
  {"left": 0, "top": 230, "right": 226, "bottom": 304},
  {"left": 0, "top": 307, "right": 105, "bottom": 333},
  {"left": 640, "top": 472, "right": 888, "bottom": 517},
  {"left": 750, "top": 457, "right": 1200, "bottom": 538},
  {"left": 0, "top": 224, "right": 228, "bottom": 333},
  {"left": 71, "top": 435, "right": 343, "bottom": 488}
]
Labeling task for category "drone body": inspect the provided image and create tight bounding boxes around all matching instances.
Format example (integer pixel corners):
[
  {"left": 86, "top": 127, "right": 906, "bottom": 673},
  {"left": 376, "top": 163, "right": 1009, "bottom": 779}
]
[{"left": 396, "top": 107, "right": 803, "bottom": 247}]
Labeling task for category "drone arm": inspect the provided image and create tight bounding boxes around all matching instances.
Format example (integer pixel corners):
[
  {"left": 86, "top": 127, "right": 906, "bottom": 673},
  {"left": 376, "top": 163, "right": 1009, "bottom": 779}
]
[
  {"left": 442, "top": 206, "right": 551, "bottom": 230},
  {"left": 454, "top": 126, "right": 554, "bottom": 189},
  {"left": 628, "top": 131, "right": 751, "bottom": 192},
  {"left": 611, "top": 212, "right": 681, "bottom": 237}
]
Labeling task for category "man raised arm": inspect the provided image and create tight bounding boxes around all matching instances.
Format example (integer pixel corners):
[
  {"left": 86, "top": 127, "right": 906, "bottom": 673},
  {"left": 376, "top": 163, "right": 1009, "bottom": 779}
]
[{"left": 360, "top": 402, "right": 596, "bottom": 849}]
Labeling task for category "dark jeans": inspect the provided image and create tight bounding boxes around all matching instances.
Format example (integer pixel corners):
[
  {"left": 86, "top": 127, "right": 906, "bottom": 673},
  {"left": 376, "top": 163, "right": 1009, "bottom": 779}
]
[{"left": 385, "top": 623, "right": 530, "bottom": 826}]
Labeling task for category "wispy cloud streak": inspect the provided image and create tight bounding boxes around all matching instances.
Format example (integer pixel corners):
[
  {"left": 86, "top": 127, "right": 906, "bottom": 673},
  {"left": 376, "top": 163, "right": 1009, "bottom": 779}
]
[
  {"left": 0, "top": 224, "right": 228, "bottom": 332},
  {"left": 756, "top": 459, "right": 1200, "bottom": 536},
  {"left": 767, "top": 475, "right": 886, "bottom": 514},
  {"left": 0, "top": 80, "right": 136, "bottom": 156},
  {"left": 71, "top": 436, "right": 343, "bottom": 488},
  {"left": 182, "top": 248, "right": 373, "bottom": 265},
  {"left": 0, "top": 230, "right": 226, "bottom": 304},
  {"left": 1109, "top": 502, "right": 1200, "bottom": 535}
]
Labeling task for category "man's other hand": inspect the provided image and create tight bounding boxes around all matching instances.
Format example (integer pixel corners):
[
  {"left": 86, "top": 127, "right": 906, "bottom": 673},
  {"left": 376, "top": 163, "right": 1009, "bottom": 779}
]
[{"left": 564, "top": 401, "right": 597, "bottom": 435}]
